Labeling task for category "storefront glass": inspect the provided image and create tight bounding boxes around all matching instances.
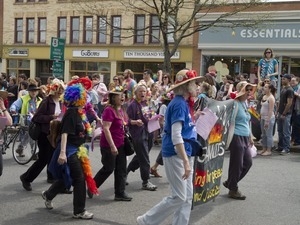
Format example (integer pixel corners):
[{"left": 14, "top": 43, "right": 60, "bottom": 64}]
[
  {"left": 70, "top": 61, "right": 111, "bottom": 85},
  {"left": 7, "top": 59, "right": 30, "bottom": 78}
]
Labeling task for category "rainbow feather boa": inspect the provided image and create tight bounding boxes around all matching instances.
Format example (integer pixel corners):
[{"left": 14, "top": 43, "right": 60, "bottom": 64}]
[{"left": 77, "top": 145, "right": 99, "bottom": 195}]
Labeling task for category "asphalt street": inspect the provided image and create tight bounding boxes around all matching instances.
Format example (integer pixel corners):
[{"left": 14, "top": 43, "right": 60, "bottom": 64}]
[{"left": 0, "top": 143, "right": 300, "bottom": 225}]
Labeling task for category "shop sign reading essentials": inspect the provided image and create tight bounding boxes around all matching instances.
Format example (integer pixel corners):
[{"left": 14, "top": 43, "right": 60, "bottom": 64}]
[
  {"left": 73, "top": 50, "right": 109, "bottom": 58},
  {"left": 193, "top": 99, "right": 235, "bottom": 206},
  {"left": 124, "top": 50, "right": 180, "bottom": 59}
]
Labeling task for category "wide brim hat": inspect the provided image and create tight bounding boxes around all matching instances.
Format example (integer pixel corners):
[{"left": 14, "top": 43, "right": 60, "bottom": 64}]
[
  {"left": 68, "top": 77, "right": 92, "bottom": 90},
  {"left": 27, "top": 84, "right": 41, "bottom": 91},
  {"left": 235, "top": 81, "right": 257, "bottom": 99},
  {"left": 167, "top": 69, "right": 204, "bottom": 92},
  {"left": 109, "top": 85, "right": 125, "bottom": 95},
  {"left": 48, "top": 78, "right": 66, "bottom": 95},
  {"left": 0, "top": 90, "right": 8, "bottom": 100}
]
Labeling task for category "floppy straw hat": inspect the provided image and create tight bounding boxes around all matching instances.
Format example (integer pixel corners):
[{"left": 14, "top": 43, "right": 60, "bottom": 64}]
[
  {"left": 235, "top": 81, "right": 257, "bottom": 99},
  {"left": 167, "top": 69, "right": 204, "bottom": 92},
  {"left": 0, "top": 90, "right": 8, "bottom": 100},
  {"left": 109, "top": 85, "right": 125, "bottom": 95}
]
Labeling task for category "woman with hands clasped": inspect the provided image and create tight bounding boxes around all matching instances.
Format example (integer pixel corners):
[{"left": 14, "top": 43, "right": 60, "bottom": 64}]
[
  {"left": 258, "top": 83, "right": 276, "bottom": 156},
  {"left": 137, "top": 69, "right": 204, "bottom": 225}
]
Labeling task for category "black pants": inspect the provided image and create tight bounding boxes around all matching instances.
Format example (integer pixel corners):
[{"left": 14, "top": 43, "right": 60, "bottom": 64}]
[
  {"left": 227, "top": 135, "right": 253, "bottom": 191},
  {"left": 94, "top": 145, "right": 127, "bottom": 195},
  {"left": 45, "top": 153, "right": 86, "bottom": 214},
  {"left": 127, "top": 129, "right": 153, "bottom": 183},
  {"left": 22, "top": 132, "right": 54, "bottom": 182}
]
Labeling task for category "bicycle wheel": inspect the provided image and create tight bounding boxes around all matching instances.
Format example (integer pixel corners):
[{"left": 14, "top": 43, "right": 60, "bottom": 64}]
[{"left": 12, "top": 129, "right": 37, "bottom": 165}]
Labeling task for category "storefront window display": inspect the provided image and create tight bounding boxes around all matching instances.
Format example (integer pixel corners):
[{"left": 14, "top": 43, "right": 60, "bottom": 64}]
[
  {"left": 117, "top": 62, "right": 186, "bottom": 83},
  {"left": 70, "top": 61, "right": 111, "bottom": 85},
  {"left": 7, "top": 59, "right": 30, "bottom": 78}
]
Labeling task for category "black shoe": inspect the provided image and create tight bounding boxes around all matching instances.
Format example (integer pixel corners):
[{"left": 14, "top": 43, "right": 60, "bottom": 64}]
[
  {"left": 114, "top": 193, "right": 133, "bottom": 201},
  {"left": 60, "top": 188, "right": 72, "bottom": 194},
  {"left": 223, "top": 181, "right": 229, "bottom": 189},
  {"left": 47, "top": 178, "right": 55, "bottom": 184},
  {"left": 20, "top": 175, "right": 32, "bottom": 191},
  {"left": 87, "top": 189, "right": 93, "bottom": 199}
]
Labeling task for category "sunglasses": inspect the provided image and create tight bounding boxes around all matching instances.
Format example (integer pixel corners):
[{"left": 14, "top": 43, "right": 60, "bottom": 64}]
[
  {"left": 265, "top": 51, "right": 272, "bottom": 54},
  {"left": 163, "top": 76, "right": 168, "bottom": 79},
  {"left": 264, "top": 80, "right": 270, "bottom": 83},
  {"left": 246, "top": 88, "right": 253, "bottom": 92}
]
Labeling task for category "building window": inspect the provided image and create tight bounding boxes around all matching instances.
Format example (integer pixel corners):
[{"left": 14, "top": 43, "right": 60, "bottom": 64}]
[
  {"left": 167, "top": 17, "right": 175, "bottom": 43},
  {"left": 149, "top": 15, "right": 160, "bottom": 43},
  {"left": 97, "top": 16, "right": 107, "bottom": 44},
  {"left": 134, "top": 15, "right": 145, "bottom": 44},
  {"left": 27, "top": 0, "right": 35, "bottom": 2},
  {"left": 15, "top": 0, "right": 24, "bottom": 2},
  {"left": 26, "top": 18, "right": 35, "bottom": 43},
  {"left": 15, "top": 18, "right": 23, "bottom": 43},
  {"left": 58, "top": 17, "right": 67, "bottom": 39},
  {"left": 38, "top": 18, "right": 47, "bottom": 43},
  {"left": 111, "top": 16, "right": 121, "bottom": 44},
  {"left": 70, "top": 17, "right": 80, "bottom": 44},
  {"left": 7, "top": 59, "right": 30, "bottom": 79},
  {"left": 83, "top": 17, "right": 93, "bottom": 43}
]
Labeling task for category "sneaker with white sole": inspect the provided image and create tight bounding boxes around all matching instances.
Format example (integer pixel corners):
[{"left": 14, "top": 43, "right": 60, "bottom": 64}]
[
  {"left": 41, "top": 191, "right": 53, "bottom": 209},
  {"left": 137, "top": 216, "right": 147, "bottom": 225},
  {"left": 142, "top": 181, "right": 157, "bottom": 191},
  {"left": 73, "top": 210, "right": 93, "bottom": 220}
]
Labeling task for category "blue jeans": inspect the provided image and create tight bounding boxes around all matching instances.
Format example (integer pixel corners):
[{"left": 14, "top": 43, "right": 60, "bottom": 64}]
[
  {"left": 260, "top": 117, "right": 275, "bottom": 148},
  {"left": 277, "top": 114, "right": 292, "bottom": 151},
  {"left": 291, "top": 113, "right": 300, "bottom": 145}
]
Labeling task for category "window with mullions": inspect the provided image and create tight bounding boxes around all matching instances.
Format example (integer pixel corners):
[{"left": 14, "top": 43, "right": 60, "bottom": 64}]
[
  {"left": 15, "top": 18, "right": 23, "bottom": 43},
  {"left": 83, "top": 17, "right": 93, "bottom": 43},
  {"left": 97, "top": 16, "right": 107, "bottom": 44},
  {"left": 111, "top": 16, "right": 121, "bottom": 44},
  {"left": 70, "top": 17, "right": 80, "bottom": 44},
  {"left": 149, "top": 15, "right": 160, "bottom": 43},
  {"left": 7, "top": 59, "right": 30, "bottom": 78},
  {"left": 134, "top": 15, "right": 145, "bottom": 44},
  {"left": 38, "top": 18, "right": 47, "bottom": 43},
  {"left": 26, "top": 18, "right": 35, "bottom": 43},
  {"left": 15, "top": 0, "right": 24, "bottom": 2},
  {"left": 58, "top": 17, "right": 67, "bottom": 39}
]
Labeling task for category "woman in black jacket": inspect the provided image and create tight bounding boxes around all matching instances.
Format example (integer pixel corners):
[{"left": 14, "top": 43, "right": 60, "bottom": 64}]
[{"left": 20, "top": 79, "right": 65, "bottom": 191}]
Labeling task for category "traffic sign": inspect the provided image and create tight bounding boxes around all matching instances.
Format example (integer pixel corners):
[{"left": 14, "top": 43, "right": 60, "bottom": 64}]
[
  {"left": 52, "top": 61, "right": 64, "bottom": 79},
  {"left": 50, "top": 37, "right": 65, "bottom": 61}
]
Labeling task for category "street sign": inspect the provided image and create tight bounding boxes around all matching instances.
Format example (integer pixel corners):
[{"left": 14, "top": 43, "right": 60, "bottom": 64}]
[
  {"left": 52, "top": 61, "right": 64, "bottom": 79},
  {"left": 50, "top": 37, "right": 65, "bottom": 61}
]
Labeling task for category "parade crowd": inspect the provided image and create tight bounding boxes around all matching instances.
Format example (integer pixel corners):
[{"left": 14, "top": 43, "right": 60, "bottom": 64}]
[{"left": 0, "top": 48, "right": 299, "bottom": 224}]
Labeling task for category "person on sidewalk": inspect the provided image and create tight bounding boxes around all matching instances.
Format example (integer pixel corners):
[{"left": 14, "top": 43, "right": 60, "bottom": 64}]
[
  {"left": 87, "top": 86, "right": 132, "bottom": 201},
  {"left": 258, "top": 83, "right": 276, "bottom": 156},
  {"left": 137, "top": 69, "right": 204, "bottom": 225},
  {"left": 291, "top": 76, "right": 300, "bottom": 146},
  {"left": 223, "top": 81, "right": 256, "bottom": 200},
  {"left": 276, "top": 74, "right": 294, "bottom": 155}
]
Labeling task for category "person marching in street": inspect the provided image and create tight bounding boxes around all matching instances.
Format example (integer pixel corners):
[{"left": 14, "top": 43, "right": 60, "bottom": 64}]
[
  {"left": 19, "top": 79, "right": 65, "bottom": 191},
  {"left": 223, "top": 81, "right": 257, "bottom": 200},
  {"left": 42, "top": 81, "right": 97, "bottom": 219},
  {"left": 126, "top": 84, "right": 156, "bottom": 191},
  {"left": 290, "top": 76, "right": 300, "bottom": 146},
  {"left": 275, "top": 74, "right": 294, "bottom": 155},
  {"left": 88, "top": 85, "right": 132, "bottom": 201},
  {"left": 137, "top": 69, "right": 204, "bottom": 225}
]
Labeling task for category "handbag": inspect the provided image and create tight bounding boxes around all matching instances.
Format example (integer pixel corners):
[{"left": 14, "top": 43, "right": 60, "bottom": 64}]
[
  {"left": 28, "top": 121, "right": 41, "bottom": 141},
  {"left": 124, "top": 131, "right": 134, "bottom": 156}
]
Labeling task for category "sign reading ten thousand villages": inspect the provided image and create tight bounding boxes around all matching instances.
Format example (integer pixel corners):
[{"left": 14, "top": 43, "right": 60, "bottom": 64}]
[{"left": 50, "top": 37, "right": 65, "bottom": 79}]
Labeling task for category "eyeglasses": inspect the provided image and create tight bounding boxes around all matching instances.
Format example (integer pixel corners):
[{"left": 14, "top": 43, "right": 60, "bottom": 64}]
[
  {"left": 163, "top": 77, "right": 168, "bottom": 79},
  {"left": 113, "top": 78, "right": 118, "bottom": 81},
  {"left": 265, "top": 51, "right": 272, "bottom": 54},
  {"left": 264, "top": 80, "right": 270, "bottom": 83}
]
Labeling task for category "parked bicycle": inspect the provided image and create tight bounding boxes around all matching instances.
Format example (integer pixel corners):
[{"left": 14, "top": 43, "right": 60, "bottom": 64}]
[{"left": 0, "top": 125, "right": 37, "bottom": 165}]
